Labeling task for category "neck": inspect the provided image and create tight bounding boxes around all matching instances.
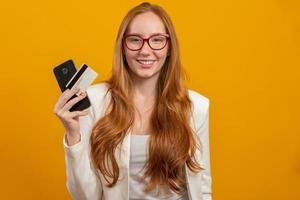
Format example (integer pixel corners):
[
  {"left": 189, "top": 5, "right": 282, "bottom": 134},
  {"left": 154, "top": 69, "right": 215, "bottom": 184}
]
[{"left": 131, "top": 74, "right": 159, "bottom": 101}]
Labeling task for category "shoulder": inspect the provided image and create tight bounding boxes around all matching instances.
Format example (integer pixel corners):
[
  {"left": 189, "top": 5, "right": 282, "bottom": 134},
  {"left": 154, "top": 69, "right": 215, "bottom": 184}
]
[
  {"left": 86, "top": 82, "right": 110, "bottom": 100},
  {"left": 86, "top": 82, "right": 111, "bottom": 118},
  {"left": 188, "top": 89, "right": 210, "bottom": 114},
  {"left": 188, "top": 89, "right": 210, "bottom": 130}
]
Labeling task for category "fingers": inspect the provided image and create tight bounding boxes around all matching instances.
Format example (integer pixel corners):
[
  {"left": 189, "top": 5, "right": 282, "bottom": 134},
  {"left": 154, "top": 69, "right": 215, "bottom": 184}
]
[
  {"left": 55, "top": 87, "right": 80, "bottom": 111},
  {"left": 53, "top": 87, "right": 89, "bottom": 134},
  {"left": 62, "top": 92, "right": 87, "bottom": 112},
  {"left": 69, "top": 109, "right": 89, "bottom": 118},
  {"left": 53, "top": 86, "right": 81, "bottom": 114}
]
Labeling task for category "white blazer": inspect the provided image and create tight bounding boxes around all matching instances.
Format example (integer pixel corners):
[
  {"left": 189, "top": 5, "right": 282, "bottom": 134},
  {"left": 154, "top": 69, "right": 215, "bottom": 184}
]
[{"left": 63, "top": 83, "right": 212, "bottom": 200}]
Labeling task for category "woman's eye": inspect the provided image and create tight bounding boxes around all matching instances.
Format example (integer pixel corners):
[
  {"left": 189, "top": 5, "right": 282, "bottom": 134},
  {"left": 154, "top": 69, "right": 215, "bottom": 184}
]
[
  {"left": 129, "top": 37, "right": 141, "bottom": 43},
  {"left": 151, "top": 37, "right": 164, "bottom": 43}
]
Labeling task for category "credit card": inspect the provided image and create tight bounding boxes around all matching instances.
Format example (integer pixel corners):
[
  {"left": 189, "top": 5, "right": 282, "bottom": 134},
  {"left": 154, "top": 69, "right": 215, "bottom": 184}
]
[{"left": 66, "top": 64, "right": 98, "bottom": 96}]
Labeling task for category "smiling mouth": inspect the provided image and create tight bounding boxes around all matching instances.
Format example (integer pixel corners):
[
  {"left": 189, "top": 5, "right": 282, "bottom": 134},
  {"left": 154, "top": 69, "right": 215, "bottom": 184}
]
[{"left": 136, "top": 59, "right": 156, "bottom": 65}]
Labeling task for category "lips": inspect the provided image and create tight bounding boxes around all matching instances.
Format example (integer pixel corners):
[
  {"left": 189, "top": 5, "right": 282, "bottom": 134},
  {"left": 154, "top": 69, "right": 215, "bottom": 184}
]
[
  {"left": 137, "top": 59, "right": 156, "bottom": 68},
  {"left": 136, "top": 59, "right": 156, "bottom": 65}
]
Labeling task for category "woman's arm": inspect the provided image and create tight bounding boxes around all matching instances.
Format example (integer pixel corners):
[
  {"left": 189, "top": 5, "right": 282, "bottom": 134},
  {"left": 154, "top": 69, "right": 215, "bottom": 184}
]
[
  {"left": 196, "top": 101, "right": 212, "bottom": 200},
  {"left": 63, "top": 106, "right": 103, "bottom": 200}
]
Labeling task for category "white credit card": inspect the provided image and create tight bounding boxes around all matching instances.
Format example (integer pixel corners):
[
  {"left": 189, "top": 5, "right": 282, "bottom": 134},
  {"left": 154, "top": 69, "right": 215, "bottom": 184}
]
[{"left": 66, "top": 64, "right": 98, "bottom": 96}]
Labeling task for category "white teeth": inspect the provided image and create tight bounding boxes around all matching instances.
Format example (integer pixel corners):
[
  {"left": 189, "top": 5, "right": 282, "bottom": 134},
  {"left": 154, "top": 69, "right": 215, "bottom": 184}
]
[{"left": 137, "top": 60, "right": 155, "bottom": 65}]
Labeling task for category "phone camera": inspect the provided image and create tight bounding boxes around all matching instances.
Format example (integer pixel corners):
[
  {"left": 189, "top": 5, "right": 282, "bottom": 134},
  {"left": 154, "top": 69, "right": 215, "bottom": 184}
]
[{"left": 62, "top": 68, "right": 68, "bottom": 75}]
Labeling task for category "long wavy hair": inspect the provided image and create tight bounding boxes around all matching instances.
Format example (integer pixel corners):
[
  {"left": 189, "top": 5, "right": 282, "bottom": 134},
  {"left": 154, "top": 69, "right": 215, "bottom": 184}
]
[{"left": 90, "top": 2, "right": 202, "bottom": 194}]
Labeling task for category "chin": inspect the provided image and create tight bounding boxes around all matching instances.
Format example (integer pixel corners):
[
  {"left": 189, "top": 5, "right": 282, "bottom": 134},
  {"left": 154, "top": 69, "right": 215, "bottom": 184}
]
[
  {"left": 136, "top": 72, "right": 155, "bottom": 79},
  {"left": 133, "top": 69, "right": 161, "bottom": 80}
]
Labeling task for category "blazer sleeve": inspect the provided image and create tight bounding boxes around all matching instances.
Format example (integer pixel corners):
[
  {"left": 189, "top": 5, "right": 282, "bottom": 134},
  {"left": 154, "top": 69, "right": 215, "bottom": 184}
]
[
  {"left": 63, "top": 106, "right": 103, "bottom": 200},
  {"left": 196, "top": 100, "right": 212, "bottom": 200}
]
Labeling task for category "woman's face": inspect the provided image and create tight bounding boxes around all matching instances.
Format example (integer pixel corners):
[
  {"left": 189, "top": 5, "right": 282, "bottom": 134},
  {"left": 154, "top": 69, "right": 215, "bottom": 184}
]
[{"left": 123, "top": 12, "right": 169, "bottom": 81}]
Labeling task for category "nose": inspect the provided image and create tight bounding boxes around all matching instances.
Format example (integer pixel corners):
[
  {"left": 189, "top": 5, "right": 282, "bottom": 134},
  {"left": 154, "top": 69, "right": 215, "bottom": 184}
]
[{"left": 139, "top": 41, "right": 152, "bottom": 55}]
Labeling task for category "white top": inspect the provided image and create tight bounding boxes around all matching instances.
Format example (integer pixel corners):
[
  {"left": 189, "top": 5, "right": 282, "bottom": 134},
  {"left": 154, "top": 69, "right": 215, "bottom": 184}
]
[
  {"left": 129, "top": 134, "right": 188, "bottom": 200},
  {"left": 63, "top": 82, "right": 212, "bottom": 200}
]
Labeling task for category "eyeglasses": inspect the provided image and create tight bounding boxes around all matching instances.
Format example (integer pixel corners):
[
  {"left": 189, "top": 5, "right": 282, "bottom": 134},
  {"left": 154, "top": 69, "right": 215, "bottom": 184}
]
[{"left": 123, "top": 33, "right": 169, "bottom": 51}]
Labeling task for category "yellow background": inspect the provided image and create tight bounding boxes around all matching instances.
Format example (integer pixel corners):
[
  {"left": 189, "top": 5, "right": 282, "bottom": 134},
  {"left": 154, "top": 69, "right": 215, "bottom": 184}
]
[{"left": 0, "top": 0, "right": 299, "bottom": 199}]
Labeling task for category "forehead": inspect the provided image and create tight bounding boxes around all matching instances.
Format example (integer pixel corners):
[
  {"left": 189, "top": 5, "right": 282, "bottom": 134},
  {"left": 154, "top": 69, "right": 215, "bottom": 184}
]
[{"left": 127, "top": 11, "right": 166, "bottom": 37}]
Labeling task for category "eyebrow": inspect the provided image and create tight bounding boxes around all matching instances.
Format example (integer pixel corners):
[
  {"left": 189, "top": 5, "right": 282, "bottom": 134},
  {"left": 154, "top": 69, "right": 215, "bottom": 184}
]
[{"left": 127, "top": 32, "right": 168, "bottom": 37}]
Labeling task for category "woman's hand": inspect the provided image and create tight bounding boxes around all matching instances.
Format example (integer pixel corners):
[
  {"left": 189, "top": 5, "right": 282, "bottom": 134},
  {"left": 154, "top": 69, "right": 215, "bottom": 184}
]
[{"left": 53, "top": 86, "right": 89, "bottom": 145}]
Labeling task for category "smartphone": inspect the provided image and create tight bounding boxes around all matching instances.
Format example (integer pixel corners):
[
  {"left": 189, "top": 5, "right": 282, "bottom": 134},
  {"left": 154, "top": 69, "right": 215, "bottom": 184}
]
[{"left": 53, "top": 59, "right": 91, "bottom": 112}]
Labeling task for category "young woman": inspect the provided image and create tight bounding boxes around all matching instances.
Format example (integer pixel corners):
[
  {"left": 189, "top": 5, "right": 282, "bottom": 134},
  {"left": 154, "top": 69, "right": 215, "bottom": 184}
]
[{"left": 54, "top": 2, "right": 212, "bottom": 200}]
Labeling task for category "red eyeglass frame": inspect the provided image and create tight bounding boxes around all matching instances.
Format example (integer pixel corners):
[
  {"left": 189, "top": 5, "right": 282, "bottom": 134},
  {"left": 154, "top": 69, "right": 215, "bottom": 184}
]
[{"left": 123, "top": 33, "right": 170, "bottom": 51}]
